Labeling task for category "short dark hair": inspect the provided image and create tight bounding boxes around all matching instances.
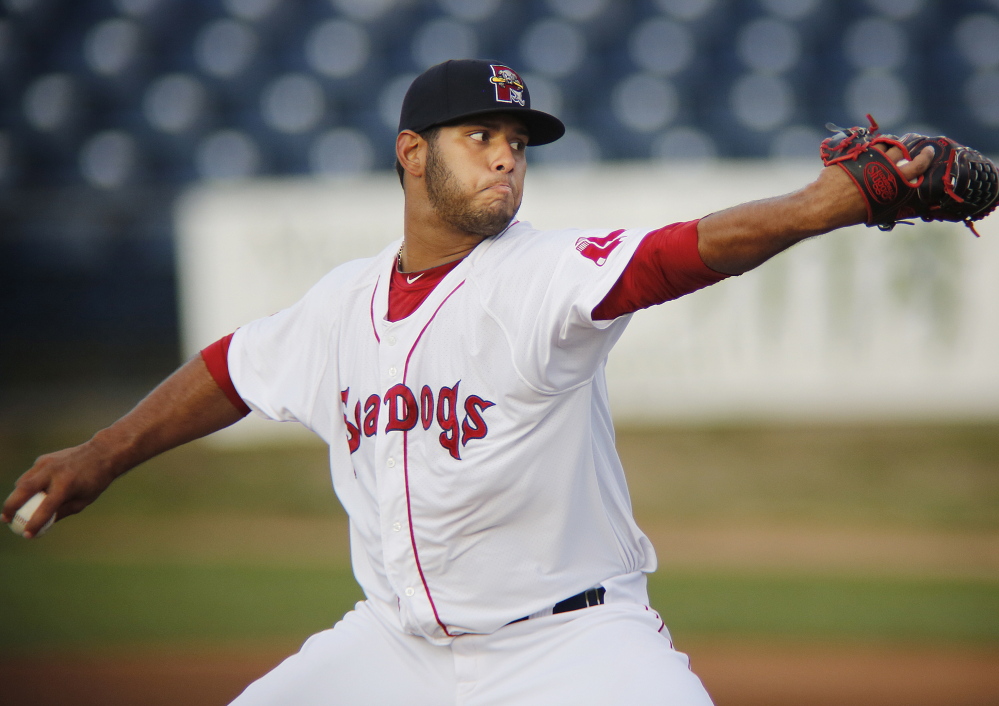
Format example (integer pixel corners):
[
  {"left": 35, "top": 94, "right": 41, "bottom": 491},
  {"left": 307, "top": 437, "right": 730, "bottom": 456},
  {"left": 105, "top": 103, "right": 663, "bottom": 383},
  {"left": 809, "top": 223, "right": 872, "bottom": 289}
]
[{"left": 396, "top": 125, "right": 442, "bottom": 187}]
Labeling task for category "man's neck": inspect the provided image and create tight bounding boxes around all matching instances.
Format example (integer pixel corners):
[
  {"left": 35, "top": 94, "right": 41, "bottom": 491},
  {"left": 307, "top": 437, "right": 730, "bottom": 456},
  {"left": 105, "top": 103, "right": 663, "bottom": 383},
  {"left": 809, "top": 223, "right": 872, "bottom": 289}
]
[{"left": 400, "top": 200, "right": 489, "bottom": 273}]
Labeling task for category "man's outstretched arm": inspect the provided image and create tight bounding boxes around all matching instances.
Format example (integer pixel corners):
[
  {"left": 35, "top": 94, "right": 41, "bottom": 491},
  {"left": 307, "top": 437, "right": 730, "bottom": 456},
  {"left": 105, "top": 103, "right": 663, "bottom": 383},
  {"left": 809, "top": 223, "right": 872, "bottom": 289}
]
[
  {"left": 591, "top": 146, "right": 937, "bottom": 321},
  {"left": 696, "top": 147, "right": 935, "bottom": 275},
  {"left": 1, "top": 355, "right": 247, "bottom": 538}
]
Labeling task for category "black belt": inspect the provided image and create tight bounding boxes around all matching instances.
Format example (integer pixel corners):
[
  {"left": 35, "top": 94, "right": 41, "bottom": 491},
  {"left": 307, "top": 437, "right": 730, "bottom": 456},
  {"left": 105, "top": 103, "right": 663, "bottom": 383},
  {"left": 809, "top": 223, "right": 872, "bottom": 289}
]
[{"left": 510, "top": 587, "right": 605, "bottom": 625}]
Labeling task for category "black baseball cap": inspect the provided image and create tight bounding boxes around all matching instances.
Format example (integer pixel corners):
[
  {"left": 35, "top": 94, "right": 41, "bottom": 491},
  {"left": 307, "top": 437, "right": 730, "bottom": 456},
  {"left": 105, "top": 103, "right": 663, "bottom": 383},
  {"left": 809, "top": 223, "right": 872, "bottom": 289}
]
[{"left": 398, "top": 59, "right": 565, "bottom": 146}]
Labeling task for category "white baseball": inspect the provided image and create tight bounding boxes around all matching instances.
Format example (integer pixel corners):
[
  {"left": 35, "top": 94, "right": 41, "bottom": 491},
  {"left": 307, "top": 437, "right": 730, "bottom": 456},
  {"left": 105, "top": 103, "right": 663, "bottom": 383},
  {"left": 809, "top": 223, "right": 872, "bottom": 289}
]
[{"left": 9, "top": 492, "right": 55, "bottom": 538}]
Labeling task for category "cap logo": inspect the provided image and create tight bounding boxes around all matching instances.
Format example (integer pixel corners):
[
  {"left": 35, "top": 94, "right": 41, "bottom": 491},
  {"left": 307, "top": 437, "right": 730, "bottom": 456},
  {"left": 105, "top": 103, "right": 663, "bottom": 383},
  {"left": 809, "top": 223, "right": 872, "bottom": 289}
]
[{"left": 489, "top": 64, "right": 526, "bottom": 107}]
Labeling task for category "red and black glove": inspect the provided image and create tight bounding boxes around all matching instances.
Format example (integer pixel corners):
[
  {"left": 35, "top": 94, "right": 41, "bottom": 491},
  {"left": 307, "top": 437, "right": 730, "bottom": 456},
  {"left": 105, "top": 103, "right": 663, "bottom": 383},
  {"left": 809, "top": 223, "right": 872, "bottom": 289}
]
[{"left": 820, "top": 115, "right": 998, "bottom": 236}]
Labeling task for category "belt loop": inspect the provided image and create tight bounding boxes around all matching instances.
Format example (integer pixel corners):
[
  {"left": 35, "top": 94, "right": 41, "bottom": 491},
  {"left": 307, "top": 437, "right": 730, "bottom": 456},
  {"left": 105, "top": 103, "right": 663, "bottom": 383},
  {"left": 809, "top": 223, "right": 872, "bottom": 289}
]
[
  {"left": 585, "top": 586, "right": 606, "bottom": 607},
  {"left": 508, "top": 585, "right": 606, "bottom": 626}
]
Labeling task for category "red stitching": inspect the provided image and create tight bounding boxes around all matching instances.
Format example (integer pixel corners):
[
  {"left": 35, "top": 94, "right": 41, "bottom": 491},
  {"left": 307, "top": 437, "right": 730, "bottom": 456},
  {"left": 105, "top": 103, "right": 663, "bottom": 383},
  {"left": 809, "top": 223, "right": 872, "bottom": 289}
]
[
  {"left": 644, "top": 605, "right": 667, "bottom": 636},
  {"left": 834, "top": 163, "right": 872, "bottom": 223},
  {"left": 942, "top": 149, "right": 965, "bottom": 204}
]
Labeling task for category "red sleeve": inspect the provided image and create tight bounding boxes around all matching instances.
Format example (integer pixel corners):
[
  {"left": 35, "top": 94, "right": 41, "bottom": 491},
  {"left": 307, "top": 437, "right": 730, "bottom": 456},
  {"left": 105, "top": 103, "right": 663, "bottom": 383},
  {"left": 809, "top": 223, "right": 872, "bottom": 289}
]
[
  {"left": 200, "top": 333, "right": 252, "bottom": 417},
  {"left": 592, "top": 220, "right": 731, "bottom": 321}
]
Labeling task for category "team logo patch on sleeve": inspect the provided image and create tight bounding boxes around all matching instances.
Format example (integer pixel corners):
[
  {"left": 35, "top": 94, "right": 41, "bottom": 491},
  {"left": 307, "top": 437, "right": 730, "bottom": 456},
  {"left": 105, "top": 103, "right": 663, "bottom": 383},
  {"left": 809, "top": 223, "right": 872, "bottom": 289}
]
[
  {"left": 489, "top": 65, "right": 526, "bottom": 106},
  {"left": 575, "top": 229, "right": 626, "bottom": 266}
]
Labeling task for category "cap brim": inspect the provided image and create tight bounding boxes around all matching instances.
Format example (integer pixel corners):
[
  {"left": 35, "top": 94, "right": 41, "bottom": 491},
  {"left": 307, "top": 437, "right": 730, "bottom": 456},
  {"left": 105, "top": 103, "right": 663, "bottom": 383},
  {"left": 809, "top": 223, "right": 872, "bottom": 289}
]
[{"left": 423, "top": 107, "right": 566, "bottom": 147}]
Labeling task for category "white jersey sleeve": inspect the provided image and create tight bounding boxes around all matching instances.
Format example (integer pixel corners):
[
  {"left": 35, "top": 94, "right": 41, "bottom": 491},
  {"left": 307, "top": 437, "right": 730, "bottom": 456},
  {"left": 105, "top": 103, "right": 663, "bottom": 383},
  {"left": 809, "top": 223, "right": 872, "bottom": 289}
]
[
  {"left": 472, "top": 223, "right": 646, "bottom": 393},
  {"left": 227, "top": 257, "right": 371, "bottom": 442}
]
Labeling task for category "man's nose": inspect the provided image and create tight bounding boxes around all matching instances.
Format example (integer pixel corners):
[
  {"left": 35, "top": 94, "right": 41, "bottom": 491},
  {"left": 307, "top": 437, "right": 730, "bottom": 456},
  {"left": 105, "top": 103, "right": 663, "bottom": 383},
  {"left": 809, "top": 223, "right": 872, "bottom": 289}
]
[{"left": 493, "top": 143, "right": 516, "bottom": 172}]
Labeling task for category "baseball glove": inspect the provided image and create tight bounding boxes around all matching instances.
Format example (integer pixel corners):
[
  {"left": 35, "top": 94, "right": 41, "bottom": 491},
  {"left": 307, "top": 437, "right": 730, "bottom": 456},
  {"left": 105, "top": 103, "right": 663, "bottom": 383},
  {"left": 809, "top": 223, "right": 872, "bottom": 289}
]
[{"left": 820, "top": 115, "right": 999, "bottom": 236}]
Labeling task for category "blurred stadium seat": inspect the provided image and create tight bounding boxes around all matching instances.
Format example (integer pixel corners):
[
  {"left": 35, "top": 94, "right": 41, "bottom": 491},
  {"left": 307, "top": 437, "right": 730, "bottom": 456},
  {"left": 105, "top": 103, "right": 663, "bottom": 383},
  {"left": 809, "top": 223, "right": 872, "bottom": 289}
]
[{"left": 1, "top": 0, "right": 997, "bottom": 383}]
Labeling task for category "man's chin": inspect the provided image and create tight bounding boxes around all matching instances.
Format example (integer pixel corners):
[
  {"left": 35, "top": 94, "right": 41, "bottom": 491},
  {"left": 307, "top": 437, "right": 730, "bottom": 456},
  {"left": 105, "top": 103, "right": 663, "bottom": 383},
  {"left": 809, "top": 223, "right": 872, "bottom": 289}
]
[
  {"left": 482, "top": 212, "right": 519, "bottom": 237},
  {"left": 466, "top": 218, "right": 513, "bottom": 238},
  {"left": 466, "top": 205, "right": 519, "bottom": 238},
  {"left": 435, "top": 199, "right": 519, "bottom": 238}
]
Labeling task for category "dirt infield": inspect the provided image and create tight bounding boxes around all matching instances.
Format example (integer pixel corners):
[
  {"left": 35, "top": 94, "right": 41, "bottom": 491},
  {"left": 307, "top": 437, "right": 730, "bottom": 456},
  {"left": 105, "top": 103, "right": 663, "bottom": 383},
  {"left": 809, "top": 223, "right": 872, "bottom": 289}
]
[
  {"left": 3, "top": 642, "right": 998, "bottom": 706},
  {"left": 694, "top": 643, "right": 999, "bottom": 706}
]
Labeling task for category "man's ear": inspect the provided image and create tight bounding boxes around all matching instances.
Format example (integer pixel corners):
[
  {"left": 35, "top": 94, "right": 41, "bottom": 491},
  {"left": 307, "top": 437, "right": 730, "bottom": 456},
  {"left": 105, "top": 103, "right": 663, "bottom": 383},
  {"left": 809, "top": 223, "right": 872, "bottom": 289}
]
[{"left": 396, "top": 130, "right": 425, "bottom": 180}]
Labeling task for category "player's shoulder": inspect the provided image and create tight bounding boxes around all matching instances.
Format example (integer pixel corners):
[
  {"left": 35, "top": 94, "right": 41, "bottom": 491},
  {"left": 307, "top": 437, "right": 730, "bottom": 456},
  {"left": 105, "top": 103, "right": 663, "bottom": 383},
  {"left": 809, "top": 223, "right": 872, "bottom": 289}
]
[
  {"left": 480, "top": 221, "right": 644, "bottom": 270},
  {"left": 495, "top": 220, "right": 589, "bottom": 245},
  {"left": 486, "top": 221, "right": 589, "bottom": 256},
  {"left": 307, "top": 244, "right": 394, "bottom": 298}
]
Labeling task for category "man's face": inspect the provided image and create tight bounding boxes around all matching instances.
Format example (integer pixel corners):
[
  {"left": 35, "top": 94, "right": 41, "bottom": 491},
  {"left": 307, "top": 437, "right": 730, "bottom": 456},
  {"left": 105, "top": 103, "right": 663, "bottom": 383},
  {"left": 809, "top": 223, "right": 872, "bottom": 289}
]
[{"left": 423, "top": 114, "right": 529, "bottom": 238}]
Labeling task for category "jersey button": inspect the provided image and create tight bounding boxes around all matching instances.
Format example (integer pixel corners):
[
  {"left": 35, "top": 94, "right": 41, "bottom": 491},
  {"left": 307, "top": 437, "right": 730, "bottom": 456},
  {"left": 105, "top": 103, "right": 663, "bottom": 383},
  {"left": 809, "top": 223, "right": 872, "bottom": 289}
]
[
  {"left": 387, "top": 335, "right": 397, "bottom": 346},
  {"left": 388, "top": 366, "right": 397, "bottom": 377},
  {"left": 387, "top": 457, "right": 395, "bottom": 468},
  {"left": 392, "top": 521, "right": 402, "bottom": 532},
  {"left": 405, "top": 587, "right": 415, "bottom": 597}
]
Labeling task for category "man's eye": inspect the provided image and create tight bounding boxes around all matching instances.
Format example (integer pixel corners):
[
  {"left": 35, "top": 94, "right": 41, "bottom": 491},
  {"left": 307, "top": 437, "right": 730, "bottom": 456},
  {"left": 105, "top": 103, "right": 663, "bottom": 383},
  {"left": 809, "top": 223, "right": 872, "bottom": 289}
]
[
  {"left": 511, "top": 140, "right": 526, "bottom": 151},
  {"left": 470, "top": 131, "right": 486, "bottom": 141}
]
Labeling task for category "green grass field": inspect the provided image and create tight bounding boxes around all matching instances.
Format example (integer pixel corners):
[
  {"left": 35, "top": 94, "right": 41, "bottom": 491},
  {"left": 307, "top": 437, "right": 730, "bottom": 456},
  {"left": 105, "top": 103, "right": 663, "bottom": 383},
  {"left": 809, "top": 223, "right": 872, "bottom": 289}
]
[
  {"left": 2, "top": 555, "right": 996, "bottom": 653},
  {"left": 2, "top": 414, "right": 997, "bottom": 654}
]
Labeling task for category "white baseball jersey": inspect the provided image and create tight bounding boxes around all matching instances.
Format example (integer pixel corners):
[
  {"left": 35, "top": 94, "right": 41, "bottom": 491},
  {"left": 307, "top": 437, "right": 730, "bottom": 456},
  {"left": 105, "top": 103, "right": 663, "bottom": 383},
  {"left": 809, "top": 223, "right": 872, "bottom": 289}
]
[{"left": 228, "top": 220, "right": 659, "bottom": 644}]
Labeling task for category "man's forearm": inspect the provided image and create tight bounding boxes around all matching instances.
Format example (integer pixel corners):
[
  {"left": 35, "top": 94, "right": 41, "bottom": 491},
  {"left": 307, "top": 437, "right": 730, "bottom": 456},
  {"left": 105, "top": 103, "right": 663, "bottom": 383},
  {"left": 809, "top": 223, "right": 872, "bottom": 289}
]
[
  {"left": 2, "top": 355, "right": 246, "bottom": 535},
  {"left": 90, "top": 354, "right": 248, "bottom": 478},
  {"left": 696, "top": 165, "right": 867, "bottom": 275},
  {"left": 697, "top": 146, "right": 936, "bottom": 276}
]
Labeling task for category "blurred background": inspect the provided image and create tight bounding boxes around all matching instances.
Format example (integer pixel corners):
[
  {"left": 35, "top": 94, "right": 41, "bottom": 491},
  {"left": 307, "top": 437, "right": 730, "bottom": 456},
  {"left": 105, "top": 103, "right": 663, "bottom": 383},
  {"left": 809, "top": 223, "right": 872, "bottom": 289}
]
[
  {"left": 1, "top": 0, "right": 998, "bottom": 704},
  {"left": 3, "top": 0, "right": 999, "bottom": 388}
]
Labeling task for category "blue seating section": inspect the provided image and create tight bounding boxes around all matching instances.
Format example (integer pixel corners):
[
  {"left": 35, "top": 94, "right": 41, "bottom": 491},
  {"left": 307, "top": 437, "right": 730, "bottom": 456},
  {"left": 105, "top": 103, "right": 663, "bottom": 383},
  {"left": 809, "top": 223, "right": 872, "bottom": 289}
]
[
  {"left": 1, "top": 0, "right": 997, "bottom": 382},
  {"left": 3, "top": 0, "right": 997, "bottom": 188}
]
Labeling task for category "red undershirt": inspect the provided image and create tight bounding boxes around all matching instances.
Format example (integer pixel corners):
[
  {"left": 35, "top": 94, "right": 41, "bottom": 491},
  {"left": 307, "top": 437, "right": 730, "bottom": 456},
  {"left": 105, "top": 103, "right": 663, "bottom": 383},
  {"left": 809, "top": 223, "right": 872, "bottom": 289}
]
[
  {"left": 202, "top": 219, "right": 728, "bottom": 416},
  {"left": 388, "top": 257, "right": 464, "bottom": 322}
]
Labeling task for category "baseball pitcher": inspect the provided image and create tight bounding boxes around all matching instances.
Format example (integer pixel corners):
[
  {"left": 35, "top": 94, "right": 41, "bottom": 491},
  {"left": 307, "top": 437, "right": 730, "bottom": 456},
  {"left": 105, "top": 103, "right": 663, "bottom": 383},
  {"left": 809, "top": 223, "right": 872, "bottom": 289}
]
[{"left": 4, "top": 59, "right": 996, "bottom": 705}]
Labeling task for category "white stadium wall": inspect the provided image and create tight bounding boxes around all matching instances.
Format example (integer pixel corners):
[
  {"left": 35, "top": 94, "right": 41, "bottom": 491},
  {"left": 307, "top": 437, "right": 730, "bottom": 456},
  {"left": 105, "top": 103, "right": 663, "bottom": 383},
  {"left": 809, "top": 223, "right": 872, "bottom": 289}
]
[{"left": 175, "top": 162, "right": 999, "bottom": 443}]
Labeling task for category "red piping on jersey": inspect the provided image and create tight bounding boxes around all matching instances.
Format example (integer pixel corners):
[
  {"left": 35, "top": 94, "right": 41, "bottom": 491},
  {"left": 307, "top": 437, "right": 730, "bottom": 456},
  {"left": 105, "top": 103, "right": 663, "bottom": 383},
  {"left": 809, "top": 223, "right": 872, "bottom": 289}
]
[
  {"left": 400, "top": 279, "right": 466, "bottom": 638},
  {"left": 403, "top": 281, "right": 466, "bottom": 379},
  {"left": 369, "top": 275, "right": 381, "bottom": 343},
  {"left": 644, "top": 605, "right": 668, "bottom": 639}
]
